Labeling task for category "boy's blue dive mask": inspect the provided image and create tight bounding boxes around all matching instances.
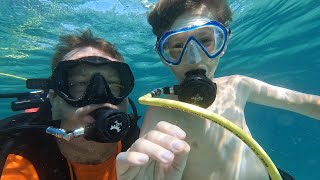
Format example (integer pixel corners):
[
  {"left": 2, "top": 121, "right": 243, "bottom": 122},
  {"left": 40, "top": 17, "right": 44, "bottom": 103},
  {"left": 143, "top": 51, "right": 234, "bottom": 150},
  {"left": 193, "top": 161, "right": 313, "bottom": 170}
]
[{"left": 156, "top": 19, "right": 230, "bottom": 66}]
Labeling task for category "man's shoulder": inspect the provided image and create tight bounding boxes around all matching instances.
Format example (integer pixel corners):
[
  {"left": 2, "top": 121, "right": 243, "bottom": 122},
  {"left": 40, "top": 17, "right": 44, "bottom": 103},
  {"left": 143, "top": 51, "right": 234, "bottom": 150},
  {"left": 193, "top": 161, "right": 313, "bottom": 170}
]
[{"left": 0, "top": 110, "right": 60, "bottom": 157}]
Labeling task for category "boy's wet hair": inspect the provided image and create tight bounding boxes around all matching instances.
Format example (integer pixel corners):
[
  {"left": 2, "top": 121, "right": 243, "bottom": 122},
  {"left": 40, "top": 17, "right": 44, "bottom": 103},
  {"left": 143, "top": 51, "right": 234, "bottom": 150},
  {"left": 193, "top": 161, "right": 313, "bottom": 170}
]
[
  {"left": 148, "top": 0, "right": 233, "bottom": 38},
  {"left": 51, "top": 29, "right": 123, "bottom": 71}
]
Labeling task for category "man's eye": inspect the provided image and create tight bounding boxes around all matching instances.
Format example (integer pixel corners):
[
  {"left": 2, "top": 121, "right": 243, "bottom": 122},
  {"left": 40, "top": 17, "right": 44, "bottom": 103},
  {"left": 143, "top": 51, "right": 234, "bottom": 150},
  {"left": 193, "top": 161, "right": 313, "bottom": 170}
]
[{"left": 109, "top": 84, "right": 125, "bottom": 96}]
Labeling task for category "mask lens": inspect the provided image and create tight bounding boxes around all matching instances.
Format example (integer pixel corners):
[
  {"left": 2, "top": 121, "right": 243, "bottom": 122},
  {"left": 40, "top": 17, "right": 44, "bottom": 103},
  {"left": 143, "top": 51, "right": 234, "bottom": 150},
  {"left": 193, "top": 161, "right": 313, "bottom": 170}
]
[
  {"left": 53, "top": 57, "right": 134, "bottom": 106},
  {"left": 159, "top": 21, "right": 227, "bottom": 65},
  {"left": 67, "top": 64, "right": 124, "bottom": 99}
]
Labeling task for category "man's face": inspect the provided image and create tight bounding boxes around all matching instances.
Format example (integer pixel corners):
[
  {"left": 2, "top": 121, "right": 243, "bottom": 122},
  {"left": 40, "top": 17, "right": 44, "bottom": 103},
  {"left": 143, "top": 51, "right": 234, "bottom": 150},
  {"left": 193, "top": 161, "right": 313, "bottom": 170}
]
[
  {"left": 50, "top": 47, "right": 127, "bottom": 131},
  {"left": 49, "top": 46, "right": 128, "bottom": 163}
]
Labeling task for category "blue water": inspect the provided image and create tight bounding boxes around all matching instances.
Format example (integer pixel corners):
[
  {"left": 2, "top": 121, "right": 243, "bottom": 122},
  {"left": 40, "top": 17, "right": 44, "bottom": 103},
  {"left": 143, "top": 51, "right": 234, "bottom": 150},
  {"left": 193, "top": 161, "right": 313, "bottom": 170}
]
[{"left": 0, "top": 0, "right": 319, "bottom": 179}]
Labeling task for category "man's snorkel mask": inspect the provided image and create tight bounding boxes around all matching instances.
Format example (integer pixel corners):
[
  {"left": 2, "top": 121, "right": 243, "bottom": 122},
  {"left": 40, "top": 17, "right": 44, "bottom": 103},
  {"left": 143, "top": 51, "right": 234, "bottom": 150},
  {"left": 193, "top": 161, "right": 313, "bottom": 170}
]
[
  {"left": 156, "top": 18, "right": 230, "bottom": 108},
  {"left": 26, "top": 56, "right": 139, "bottom": 143},
  {"left": 50, "top": 56, "right": 134, "bottom": 107}
]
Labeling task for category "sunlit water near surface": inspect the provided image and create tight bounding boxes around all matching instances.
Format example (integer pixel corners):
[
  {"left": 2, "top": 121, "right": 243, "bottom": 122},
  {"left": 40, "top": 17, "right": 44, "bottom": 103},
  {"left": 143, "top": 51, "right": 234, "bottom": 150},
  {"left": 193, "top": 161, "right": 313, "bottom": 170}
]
[{"left": 0, "top": 0, "right": 319, "bottom": 179}]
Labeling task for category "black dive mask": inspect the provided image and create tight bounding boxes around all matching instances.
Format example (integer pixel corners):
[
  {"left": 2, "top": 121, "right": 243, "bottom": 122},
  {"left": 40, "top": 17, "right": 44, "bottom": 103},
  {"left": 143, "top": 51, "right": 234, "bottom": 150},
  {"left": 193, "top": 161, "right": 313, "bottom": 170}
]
[
  {"left": 50, "top": 56, "right": 135, "bottom": 107},
  {"left": 71, "top": 73, "right": 122, "bottom": 107},
  {"left": 173, "top": 69, "right": 217, "bottom": 108}
]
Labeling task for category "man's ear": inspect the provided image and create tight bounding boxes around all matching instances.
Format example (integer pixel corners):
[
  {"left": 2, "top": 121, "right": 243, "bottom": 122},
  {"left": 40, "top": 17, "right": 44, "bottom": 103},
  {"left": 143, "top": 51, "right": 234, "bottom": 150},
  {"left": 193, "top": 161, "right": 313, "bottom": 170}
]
[
  {"left": 48, "top": 89, "right": 62, "bottom": 120},
  {"left": 48, "top": 89, "right": 57, "bottom": 101}
]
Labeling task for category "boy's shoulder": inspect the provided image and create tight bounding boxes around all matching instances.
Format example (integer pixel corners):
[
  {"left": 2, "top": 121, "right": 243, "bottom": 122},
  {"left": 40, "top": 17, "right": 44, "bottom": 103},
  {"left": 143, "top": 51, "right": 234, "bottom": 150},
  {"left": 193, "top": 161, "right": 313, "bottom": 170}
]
[
  {"left": 214, "top": 75, "right": 261, "bottom": 94},
  {"left": 214, "top": 74, "right": 251, "bottom": 86},
  {"left": 215, "top": 75, "right": 261, "bottom": 85},
  {"left": 214, "top": 74, "right": 248, "bottom": 81}
]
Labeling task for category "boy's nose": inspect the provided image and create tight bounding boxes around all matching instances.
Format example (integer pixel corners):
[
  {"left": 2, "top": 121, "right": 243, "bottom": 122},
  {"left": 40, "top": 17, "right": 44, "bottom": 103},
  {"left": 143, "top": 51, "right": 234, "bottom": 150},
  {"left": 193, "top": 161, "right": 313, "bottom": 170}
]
[{"left": 185, "top": 41, "right": 202, "bottom": 65}]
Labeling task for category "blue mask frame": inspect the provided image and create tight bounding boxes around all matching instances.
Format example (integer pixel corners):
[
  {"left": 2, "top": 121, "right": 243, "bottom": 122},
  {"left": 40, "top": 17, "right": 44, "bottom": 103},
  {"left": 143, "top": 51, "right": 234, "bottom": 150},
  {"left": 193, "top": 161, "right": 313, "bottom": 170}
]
[{"left": 156, "top": 20, "right": 230, "bottom": 65}]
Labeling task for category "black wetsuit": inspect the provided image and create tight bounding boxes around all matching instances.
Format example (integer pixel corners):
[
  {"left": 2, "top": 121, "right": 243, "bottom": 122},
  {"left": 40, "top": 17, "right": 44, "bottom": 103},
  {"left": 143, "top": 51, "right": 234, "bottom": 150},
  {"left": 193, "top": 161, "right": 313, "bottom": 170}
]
[{"left": 0, "top": 101, "right": 140, "bottom": 180}]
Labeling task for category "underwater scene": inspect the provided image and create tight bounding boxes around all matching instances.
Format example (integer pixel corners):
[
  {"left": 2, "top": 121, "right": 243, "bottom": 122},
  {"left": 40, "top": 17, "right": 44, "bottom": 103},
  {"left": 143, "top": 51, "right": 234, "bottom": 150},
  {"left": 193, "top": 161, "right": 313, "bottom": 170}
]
[{"left": 0, "top": 0, "right": 319, "bottom": 179}]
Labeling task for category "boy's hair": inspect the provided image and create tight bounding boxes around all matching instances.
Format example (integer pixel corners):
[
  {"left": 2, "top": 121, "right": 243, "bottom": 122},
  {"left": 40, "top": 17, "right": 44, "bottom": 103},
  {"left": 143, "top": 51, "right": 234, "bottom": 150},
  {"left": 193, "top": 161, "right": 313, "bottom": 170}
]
[
  {"left": 51, "top": 29, "right": 123, "bottom": 71},
  {"left": 148, "top": 0, "right": 233, "bottom": 38}
]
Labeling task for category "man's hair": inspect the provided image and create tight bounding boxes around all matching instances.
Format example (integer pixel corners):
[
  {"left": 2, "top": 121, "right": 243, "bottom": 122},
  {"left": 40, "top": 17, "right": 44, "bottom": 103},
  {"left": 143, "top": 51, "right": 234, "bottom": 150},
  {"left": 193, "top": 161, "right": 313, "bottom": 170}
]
[
  {"left": 148, "top": 0, "right": 233, "bottom": 38},
  {"left": 51, "top": 30, "right": 123, "bottom": 71}
]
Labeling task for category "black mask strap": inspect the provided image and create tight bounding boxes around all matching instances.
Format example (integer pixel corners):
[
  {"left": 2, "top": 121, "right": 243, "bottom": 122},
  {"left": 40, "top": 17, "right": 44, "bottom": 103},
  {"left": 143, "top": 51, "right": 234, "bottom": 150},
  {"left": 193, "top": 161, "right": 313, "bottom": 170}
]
[{"left": 128, "top": 98, "right": 141, "bottom": 125}]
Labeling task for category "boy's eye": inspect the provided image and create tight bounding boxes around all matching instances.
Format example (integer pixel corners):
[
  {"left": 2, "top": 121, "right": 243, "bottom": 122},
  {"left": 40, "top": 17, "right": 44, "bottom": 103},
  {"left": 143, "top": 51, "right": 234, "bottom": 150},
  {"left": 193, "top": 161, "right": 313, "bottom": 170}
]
[
  {"left": 169, "top": 43, "right": 183, "bottom": 49},
  {"left": 171, "top": 43, "right": 184, "bottom": 49},
  {"left": 200, "top": 37, "right": 213, "bottom": 46}
]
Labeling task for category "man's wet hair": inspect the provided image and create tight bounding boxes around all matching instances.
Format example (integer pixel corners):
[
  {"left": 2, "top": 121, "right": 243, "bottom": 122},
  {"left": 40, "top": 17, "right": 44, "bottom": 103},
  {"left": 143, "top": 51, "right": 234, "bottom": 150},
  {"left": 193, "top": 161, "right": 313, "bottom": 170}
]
[{"left": 51, "top": 29, "right": 123, "bottom": 71}]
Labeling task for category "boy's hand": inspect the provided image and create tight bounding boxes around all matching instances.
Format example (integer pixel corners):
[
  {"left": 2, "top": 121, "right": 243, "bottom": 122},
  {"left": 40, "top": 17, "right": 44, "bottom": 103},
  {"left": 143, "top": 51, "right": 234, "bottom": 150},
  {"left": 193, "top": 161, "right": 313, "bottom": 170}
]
[{"left": 116, "top": 121, "right": 190, "bottom": 180}]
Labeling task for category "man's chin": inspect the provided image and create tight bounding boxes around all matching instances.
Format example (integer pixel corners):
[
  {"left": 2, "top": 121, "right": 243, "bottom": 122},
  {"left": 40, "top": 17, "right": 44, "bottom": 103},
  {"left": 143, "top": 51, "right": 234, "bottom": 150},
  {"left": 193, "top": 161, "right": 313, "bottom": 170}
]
[{"left": 56, "top": 136, "right": 117, "bottom": 164}]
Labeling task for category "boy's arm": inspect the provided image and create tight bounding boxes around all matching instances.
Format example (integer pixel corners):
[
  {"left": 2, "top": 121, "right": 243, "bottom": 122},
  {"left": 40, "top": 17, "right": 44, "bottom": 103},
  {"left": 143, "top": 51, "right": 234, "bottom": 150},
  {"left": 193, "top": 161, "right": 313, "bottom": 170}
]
[{"left": 243, "top": 76, "right": 320, "bottom": 120}]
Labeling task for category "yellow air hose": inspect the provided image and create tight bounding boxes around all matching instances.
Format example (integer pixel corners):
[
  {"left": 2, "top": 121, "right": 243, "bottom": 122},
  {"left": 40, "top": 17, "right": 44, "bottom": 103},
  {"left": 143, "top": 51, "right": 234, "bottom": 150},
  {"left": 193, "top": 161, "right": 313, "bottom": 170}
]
[
  {"left": 1, "top": 72, "right": 282, "bottom": 179},
  {"left": 0, "top": 72, "right": 27, "bottom": 81},
  {"left": 139, "top": 90, "right": 282, "bottom": 180}
]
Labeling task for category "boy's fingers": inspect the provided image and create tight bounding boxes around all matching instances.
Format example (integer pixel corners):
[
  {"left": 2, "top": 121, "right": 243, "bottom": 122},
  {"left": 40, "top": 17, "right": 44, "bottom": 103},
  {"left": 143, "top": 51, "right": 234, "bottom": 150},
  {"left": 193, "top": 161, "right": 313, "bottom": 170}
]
[
  {"left": 143, "top": 130, "right": 188, "bottom": 154},
  {"left": 129, "top": 138, "right": 175, "bottom": 164},
  {"left": 155, "top": 121, "right": 186, "bottom": 139},
  {"left": 116, "top": 151, "right": 149, "bottom": 175}
]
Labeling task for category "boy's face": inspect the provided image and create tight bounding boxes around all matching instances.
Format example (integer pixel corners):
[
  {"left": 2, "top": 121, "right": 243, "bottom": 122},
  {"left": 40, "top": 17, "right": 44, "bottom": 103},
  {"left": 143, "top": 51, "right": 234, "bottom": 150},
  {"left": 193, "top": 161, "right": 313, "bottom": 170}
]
[{"left": 159, "top": 8, "right": 227, "bottom": 82}]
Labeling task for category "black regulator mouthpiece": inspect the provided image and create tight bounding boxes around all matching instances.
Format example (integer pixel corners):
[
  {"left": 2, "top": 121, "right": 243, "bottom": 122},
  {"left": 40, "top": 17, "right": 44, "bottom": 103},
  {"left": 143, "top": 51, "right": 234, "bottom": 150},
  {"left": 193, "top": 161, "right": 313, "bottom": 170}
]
[
  {"left": 84, "top": 107, "right": 130, "bottom": 143},
  {"left": 175, "top": 69, "right": 217, "bottom": 108}
]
